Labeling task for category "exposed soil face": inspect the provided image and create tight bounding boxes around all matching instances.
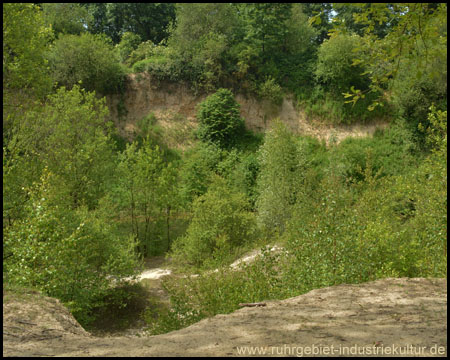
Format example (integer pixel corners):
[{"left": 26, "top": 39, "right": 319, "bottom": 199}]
[
  {"left": 3, "top": 278, "right": 447, "bottom": 357},
  {"left": 105, "top": 73, "right": 388, "bottom": 145}
]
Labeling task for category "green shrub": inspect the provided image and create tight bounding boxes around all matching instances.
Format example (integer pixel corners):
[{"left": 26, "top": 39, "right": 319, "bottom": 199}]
[
  {"left": 48, "top": 32, "right": 125, "bottom": 94},
  {"left": 116, "top": 32, "right": 142, "bottom": 63},
  {"left": 42, "top": 3, "right": 91, "bottom": 37},
  {"left": 196, "top": 88, "right": 245, "bottom": 148},
  {"left": 390, "top": 61, "right": 447, "bottom": 149},
  {"left": 230, "top": 152, "right": 260, "bottom": 209},
  {"left": 115, "top": 138, "right": 178, "bottom": 257},
  {"left": 3, "top": 169, "right": 141, "bottom": 326},
  {"left": 353, "top": 155, "right": 446, "bottom": 279},
  {"left": 131, "top": 58, "right": 152, "bottom": 73},
  {"left": 171, "top": 176, "right": 258, "bottom": 268},
  {"left": 333, "top": 122, "right": 417, "bottom": 184},
  {"left": 315, "top": 33, "right": 369, "bottom": 95},
  {"left": 256, "top": 121, "right": 306, "bottom": 235},
  {"left": 126, "top": 40, "right": 155, "bottom": 67},
  {"left": 11, "top": 85, "right": 117, "bottom": 211},
  {"left": 3, "top": 3, "right": 53, "bottom": 98},
  {"left": 258, "top": 76, "right": 284, "bottom": 105},
  {"left": 178, "top": 142, "right": 224, "bottom": 205}
]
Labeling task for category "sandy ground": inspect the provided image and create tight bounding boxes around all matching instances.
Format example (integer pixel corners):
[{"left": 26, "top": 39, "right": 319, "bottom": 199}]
[{"left": 3, "top": 277, "right": 447, "bottom": 357}]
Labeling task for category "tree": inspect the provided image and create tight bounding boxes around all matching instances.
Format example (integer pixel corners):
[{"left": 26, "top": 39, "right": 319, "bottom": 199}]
[
  {"left": 240, "top": 3, "right": 292, "bottom": 59},
  {"left": 41, "top": 3, "right": 92, "bottom": 37},
  {"left": 303, "top": 3, "right": 333, "bottom": 45},
  {"left": 4, "top": 168, "right": 140, "bottom": 326},
  {"left": 236, "top": 3, "right": 292, "bottom": 81},
  {"left": 99, "top": 3, "right": 175, "bottom": 44},
  {"left": 169, "top": 3, "right": 242, "bottom": 90},
  {"left": 318, "top": 3, "right": 447, "bottom": 111},
  {"left": 256, "top": 121, "right": 305, "bottom": 235},
  {"left": 81, "top": 3, "right": 108, "bottom": 36},
  {"left": 17, "top": 85, "right": 116, "bottom": 210},
  {"left": 332, "top": 3, "right": 401, "bottom": 39},
  {"left": 116, "top": 31, "right": 142, "bottom": 63},
  {"left": 3, "top": 4, "right": 54, "bottom": 224},
  {"left": 315, "top": 33, "right": 369, "bottom": 95},
  {"left": 178, "top": 142, "right": 224, "bottom": 205},
  {"left": 171, "top": 175, "right": 257, "bottom": 268},
  {"left": 275, "top": 3, "right": 319, "bottom": 90},
  {"left": 47, "top": 32, "right": 125, "bottom": 94},
  {"left": 116, "top": 138, "right": 177, "bottom": 256},
  {"left": 3, "top": 3, "right": 53, "bottom": 99},
  {"left": 197, "top": 88, "right": 245, "bottom": 149}
]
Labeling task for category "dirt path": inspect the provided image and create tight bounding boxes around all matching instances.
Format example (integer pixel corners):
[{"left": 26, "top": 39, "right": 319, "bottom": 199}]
[{"left": 3, "top": 278, "right": 447, "bottom": 357}]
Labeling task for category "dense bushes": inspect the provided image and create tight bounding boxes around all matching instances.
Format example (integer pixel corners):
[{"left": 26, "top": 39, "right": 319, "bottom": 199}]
[
  {"left": 256, "top": 121, "right": 305, "bottom": 235},
  {"left": 171, "top": 176, "right": 258, "bottom": 268},
  {"left": 18, "top": 85, "right": 116, "bottom": 210},
  {"left": 3, "top": 3, "right": 53, "bottom": 98},
  {"left": 116, "top": 32, "right": 142, "bottom": 63},
  {"left": 315, "top": 33, "right": 369, "bottom": 95},
  {"left": 3, "top": 85, "right": 142, "bottom": 326},
  {"left": 115, "top": 138, "right": 178, "bottom": 257},
  {"left": 47, "top": 32, "right": 125, "bottom": 94},
  {"left": 4, "top": 169, "right": 140, "bottom": 326},
  {"left": 196, "top": 88, "right": 245, "bottom": 148},
  {"left": 334, "top": 122, "right": 418, "bottom": 184},
  {"left": 389, "top": 60, "right": 447, "bottom": 148}
]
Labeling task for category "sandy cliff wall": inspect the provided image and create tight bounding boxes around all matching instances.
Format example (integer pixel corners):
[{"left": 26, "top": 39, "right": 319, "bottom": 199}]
[{"left": 105, "top": 73, "right": 387, "bottom": 144}]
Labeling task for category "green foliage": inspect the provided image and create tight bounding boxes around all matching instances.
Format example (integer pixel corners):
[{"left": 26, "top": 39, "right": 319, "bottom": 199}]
[
  {"left": 306, "top": 88, "right": 390, "bottom": 124},
  {"left": 42, "top": 3, "right": 92, "bottom": 37},
  {"left": 229, "top": 152, "right": 260, "bottom": 209},
  {"left": 196, "top": 88, "right": 245, "bottom": 148},
  {"left": 256, "top": 121, "right": 305, "bottom": 235},
  {"left": 126, "top": 40, "right": 154, "bottom": 67},
  {"left": 239, "top": 4, "right": 292, "bottom": 61},
  {"left": 178, "top": 141, "right": 227, "bottom": 205},
  {"left": 130, "top": 45, "right": 183, "bottom": 83},
  {"left": 3, "top": 169, "right": 140, "bottom": 326},
  {"left": 390, "top": 59, "right": 447, "bottom": 148},
  {"left": 3, "top": 3, "right": 53, "bottom": 98},
  {"left": 168, "top": 3, "right": 242, "bottom": 91},
  {"left": 171, "top": 176, "right": 258, "bottom": 269},
  {"left": 148, "top": 249, "right": 284, "bottom": 334},
  {"left": 98, "top": 3, "right": 175, "bottom": 44},
  {"left": 279, "top": 4, "right": 319, "bottom": 91},
  {"left": 116, "top": 32, "right": 142, "bottom": 63},
  {"left": 116, "top": 138, "right": 178, "bottom": 256},
  {"left": 3, "top": 2, "right": 447, "bottom": 337},
  {"left": 333, "top": 122, "right": 418, "bottom": 184},
  {"left": 303, "top": 3, "right": 333, "bottom": 44},
  {"left": 47, "top": 32, "right": 125, "bottom": 94},
  {"left": 285, "top": 173, "right": 360, "bottom": 287},
  {"left": 332, "top": 3, "right": 447, "bottom": 112},
  {"left": 19, "top": 85, "right": 116, "bottom": 210},
  {"left": 258, "top": 76, "right": 284, "bottom": 105},
  {"left": 315, "top": 33, "right": 369, "bottom": 95},
  {"left": 422, "top": 105, "right": 447, "bottom": 154}
]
